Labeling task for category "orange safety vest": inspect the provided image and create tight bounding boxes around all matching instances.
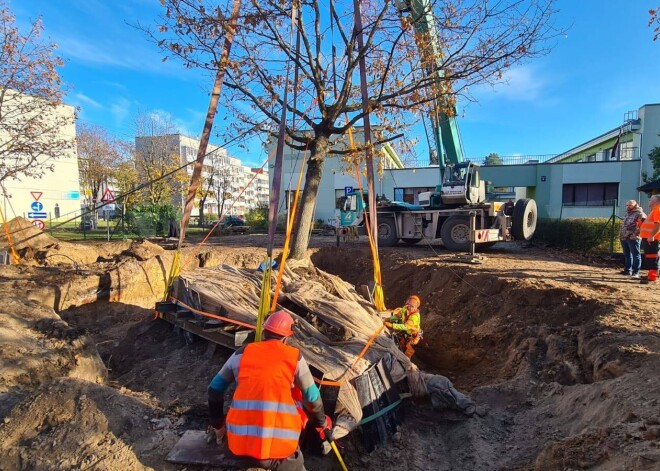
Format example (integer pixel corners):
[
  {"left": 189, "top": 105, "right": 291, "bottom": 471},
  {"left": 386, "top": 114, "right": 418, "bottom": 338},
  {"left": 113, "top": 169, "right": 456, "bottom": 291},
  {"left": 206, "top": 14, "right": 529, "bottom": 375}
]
[
  {"left": 226, "top": 341, "right": 304, "bottom": 460},
  {"left": 640, "top": 207, "right": 660, "bottom": 241}
]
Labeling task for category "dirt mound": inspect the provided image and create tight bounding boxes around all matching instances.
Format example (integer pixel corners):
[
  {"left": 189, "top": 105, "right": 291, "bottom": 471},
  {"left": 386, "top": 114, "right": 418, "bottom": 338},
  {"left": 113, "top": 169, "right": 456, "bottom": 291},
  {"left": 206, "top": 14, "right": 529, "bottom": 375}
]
[{"left": 0, "top": 238, "right": 659, "bottom": 470}]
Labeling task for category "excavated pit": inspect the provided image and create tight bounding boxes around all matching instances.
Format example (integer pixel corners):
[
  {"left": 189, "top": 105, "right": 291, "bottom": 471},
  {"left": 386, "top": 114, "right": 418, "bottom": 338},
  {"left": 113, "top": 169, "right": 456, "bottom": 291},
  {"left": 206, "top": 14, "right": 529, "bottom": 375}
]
[{"left": 1, "top": 237, "right": 659, "bottom": 470}]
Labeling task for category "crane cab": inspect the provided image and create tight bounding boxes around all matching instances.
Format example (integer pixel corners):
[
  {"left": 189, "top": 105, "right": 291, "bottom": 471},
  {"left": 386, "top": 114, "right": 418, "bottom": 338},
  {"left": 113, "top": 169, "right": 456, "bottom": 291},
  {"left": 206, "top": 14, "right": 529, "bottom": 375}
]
[{"left": 418, "top": 162, "right": 486, "bottom": 209}]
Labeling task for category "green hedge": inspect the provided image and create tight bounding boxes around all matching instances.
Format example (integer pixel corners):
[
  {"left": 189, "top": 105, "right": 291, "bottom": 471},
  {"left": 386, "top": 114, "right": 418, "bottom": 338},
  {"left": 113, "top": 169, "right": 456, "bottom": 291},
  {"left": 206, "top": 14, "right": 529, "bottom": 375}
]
[{"left": 533, "top": 218, "right": 622, "bottom": 255}]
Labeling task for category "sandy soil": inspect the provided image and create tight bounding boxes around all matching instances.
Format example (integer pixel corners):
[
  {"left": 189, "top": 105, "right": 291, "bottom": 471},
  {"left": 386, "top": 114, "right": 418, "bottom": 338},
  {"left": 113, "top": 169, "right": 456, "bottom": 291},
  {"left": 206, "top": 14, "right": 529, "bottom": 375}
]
[{"left": 0, "top": 231, "right": 659, "bottom": 470}]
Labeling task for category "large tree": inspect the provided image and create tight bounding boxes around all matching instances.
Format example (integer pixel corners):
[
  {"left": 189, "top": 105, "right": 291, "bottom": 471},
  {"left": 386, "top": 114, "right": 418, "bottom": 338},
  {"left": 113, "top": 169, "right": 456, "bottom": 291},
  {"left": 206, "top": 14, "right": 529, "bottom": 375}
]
[
  {"left": 150, "top": 0, "right": 561, "bottom": 259},
  {"left": 650, "top": 7, "right": 659, "bottom": 41},
  {"left": 0, "top": 1, "right": 74, "bottom": 184}
]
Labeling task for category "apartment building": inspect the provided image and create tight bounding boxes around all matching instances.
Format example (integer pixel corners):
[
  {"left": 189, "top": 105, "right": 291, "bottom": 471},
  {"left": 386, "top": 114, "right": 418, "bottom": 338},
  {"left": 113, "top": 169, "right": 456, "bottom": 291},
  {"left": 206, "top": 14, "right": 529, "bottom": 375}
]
[{"left": 134, "top": 134, "right": 268, "bottom": 218}]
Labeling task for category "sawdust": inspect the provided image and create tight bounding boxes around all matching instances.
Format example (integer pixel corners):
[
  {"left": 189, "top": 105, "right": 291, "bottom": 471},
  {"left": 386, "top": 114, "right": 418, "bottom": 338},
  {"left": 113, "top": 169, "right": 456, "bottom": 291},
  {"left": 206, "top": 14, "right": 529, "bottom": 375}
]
[{"left": 0, "top": 233, "right": 659, "bottom": 470}]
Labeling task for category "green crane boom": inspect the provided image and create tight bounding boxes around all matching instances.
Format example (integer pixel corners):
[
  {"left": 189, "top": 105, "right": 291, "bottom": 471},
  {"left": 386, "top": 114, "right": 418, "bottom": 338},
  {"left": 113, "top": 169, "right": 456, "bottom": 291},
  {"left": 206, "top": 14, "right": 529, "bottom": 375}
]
[{"left": 395, "top": 0, "right": 465, "bottom": 176}]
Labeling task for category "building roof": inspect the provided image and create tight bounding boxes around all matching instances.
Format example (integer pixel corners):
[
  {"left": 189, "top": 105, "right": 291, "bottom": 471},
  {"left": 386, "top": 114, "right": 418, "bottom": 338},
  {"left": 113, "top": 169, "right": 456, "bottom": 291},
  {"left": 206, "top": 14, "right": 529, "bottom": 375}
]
[{"left": 637, "top": 180, "right": 660, "bottom": 192}]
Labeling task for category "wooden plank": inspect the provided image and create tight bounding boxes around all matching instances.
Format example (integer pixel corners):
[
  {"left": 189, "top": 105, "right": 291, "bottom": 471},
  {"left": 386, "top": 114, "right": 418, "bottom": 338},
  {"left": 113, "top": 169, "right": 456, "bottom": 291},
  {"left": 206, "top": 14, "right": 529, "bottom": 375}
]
[{"left": 166, "top": 430, "right": 245, "bottom": 467}]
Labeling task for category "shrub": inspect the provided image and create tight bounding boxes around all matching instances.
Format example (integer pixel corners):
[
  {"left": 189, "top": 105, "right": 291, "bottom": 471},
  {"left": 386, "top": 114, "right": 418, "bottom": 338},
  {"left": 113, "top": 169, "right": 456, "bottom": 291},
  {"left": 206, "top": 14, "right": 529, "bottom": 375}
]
[
  {"left": 126, "top": 204, "right": 180, "bottom": 237},
  {"left": 533, "top": 218, "right": 622, "bottom": 255},
  {"left": 244, "top": 204, "right": 269, "bottom": 232}
]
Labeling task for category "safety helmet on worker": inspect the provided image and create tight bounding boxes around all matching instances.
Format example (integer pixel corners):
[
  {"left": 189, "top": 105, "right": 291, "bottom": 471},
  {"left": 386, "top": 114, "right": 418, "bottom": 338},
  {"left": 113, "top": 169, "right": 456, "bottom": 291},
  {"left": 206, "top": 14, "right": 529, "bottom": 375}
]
[
  {"left": 406, "top": 295, "right": 421, "bottom": 308},
  {"left": 263, "top": 310, "right": 295, "bottom": 337}
]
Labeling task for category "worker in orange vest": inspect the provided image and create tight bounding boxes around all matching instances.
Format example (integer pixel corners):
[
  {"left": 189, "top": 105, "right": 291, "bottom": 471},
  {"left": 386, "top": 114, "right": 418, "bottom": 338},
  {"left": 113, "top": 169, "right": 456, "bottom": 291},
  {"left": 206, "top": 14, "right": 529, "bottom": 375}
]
[
  {"left": 384, "top": 294, "right": 423, "bottom": 359},
  {"left": 640, "top": 195, "right": 660, "bottom": 284},
  {"left": 206, "top": 310, "right": 332, "bottom": 470}
]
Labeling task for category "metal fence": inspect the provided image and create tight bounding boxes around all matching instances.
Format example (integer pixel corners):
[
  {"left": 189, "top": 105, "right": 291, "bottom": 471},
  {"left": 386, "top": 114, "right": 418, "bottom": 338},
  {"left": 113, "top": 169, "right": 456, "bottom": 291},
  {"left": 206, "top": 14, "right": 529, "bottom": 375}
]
[{"left": 401, "top": 148, "right": 640, "bottom": 168}]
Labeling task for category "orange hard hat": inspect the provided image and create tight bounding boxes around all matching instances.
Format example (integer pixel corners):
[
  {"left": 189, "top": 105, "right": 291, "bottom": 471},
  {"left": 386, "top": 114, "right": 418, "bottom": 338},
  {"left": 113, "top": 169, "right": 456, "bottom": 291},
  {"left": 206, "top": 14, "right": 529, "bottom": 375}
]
[
  {"left": 407, "top": 295, "right": 421, "bottom": 308},
  {"left": 263, "top": 310, "right": 294, "bottom": 337}
]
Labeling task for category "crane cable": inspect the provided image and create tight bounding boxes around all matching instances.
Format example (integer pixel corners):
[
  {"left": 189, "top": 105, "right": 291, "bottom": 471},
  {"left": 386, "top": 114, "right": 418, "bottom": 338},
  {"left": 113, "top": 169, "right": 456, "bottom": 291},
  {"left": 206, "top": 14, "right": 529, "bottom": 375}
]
[
  {"left": 329, "top": 0, "right": 385, "bottom": 312},
  {"left": 162, "top": 0, "right": 243, "bottom": 304},
  {"left": 255, "top": 0, "right": 300, "bottom": 341}
]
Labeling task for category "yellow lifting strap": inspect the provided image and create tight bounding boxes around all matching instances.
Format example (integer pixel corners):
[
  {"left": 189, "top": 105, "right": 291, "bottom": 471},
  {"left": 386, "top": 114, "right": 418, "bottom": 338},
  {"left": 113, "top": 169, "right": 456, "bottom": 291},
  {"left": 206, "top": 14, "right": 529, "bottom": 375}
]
[
  {"left": 270, "top": 146, "right": 308, "bottom": 312},
  {"left": 255, "top": 258, "right": 273, "bottom": 342},
  {"left": 345, "top": 125, "right": 386, "bottom": 311},
  {"left": 0, "top": 203, "right": 20, "bottom": 265}
]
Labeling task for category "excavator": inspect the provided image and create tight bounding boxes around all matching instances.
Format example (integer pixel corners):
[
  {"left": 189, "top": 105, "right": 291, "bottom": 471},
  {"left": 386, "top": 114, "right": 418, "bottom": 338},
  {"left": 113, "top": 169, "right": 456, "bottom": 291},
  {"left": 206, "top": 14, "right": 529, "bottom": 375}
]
[{"left": 340, "top": 0, "right": 538, "bottom": 251}]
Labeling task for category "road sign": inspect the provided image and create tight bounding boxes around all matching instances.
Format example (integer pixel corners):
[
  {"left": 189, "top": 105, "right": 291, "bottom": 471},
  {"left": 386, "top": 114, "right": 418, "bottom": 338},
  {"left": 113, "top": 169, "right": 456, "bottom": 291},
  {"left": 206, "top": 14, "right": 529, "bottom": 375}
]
[
  {"left": 344, "top": 186, "right": 354, "bottom": 195},
  {"left": 27, "top": 211, "right": 47, "bottom": 219},
  {"left": 32, "top": 220, "right": 45, "bottom": 230},
  {"left": 31, "top": 201, "right": 43, "bottom": 211},
  {"left": 30, "top": 191, "right": 43, "bottom": 201},
  {"left": 101, "top": 188, "right": 115, "bottom": 203}
]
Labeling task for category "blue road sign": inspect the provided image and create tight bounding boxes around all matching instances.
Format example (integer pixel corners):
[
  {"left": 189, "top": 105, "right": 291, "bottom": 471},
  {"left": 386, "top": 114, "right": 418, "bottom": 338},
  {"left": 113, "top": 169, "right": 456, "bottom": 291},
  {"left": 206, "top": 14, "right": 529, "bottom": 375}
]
[
  {"left": 344, "top": 186, "right": 354, "bottom": 195},
  {"left": 31, "top": 201, "right": 43, "bottom": 211},
  {"left": 27, "top": 211, "right": 47, "bottom": 219}
]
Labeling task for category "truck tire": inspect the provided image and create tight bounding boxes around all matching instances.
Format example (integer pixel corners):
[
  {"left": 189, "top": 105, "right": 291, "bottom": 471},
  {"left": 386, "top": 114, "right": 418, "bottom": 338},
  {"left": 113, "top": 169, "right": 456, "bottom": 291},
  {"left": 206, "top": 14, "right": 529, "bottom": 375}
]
[
  {"left": 512, "top": 198, "right": 538, "bottom": 241},
  {"left": 440, "top": 216, "right": 471, "bottom": 252},
  {"left": 378, "top": 218, "right": 399, "bottom": 247},
  {"left": 401, "top": 238, "right": 422, "bottom": 245}
]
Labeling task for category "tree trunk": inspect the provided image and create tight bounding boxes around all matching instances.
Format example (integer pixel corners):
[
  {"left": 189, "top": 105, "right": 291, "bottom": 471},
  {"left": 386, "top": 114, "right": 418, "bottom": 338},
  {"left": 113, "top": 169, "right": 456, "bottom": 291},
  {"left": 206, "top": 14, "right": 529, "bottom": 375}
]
[
  {"left": 199, "top": 196, "right": 206, "bottom": 227},
  {"left": 289, "top": 135, "right": 329, "bottom": 260}
]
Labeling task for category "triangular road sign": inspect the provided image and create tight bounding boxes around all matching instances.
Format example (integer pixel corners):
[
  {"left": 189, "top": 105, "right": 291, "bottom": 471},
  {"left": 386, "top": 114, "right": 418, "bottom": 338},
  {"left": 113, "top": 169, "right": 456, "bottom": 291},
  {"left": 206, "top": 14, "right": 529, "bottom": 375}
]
[
  {"left": 101, "top": 188, "right": 115, "bottom": 203},
  {"left": 31, "top": 191, "right": 43, "bottom": 201}
]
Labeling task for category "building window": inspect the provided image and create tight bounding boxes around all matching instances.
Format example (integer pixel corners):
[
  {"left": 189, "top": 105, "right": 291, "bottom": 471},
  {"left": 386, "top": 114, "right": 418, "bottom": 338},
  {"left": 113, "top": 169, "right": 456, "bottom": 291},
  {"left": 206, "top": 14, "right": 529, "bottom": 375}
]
[
  {"left": 562, "top": 183, "right": 618, "bottom": 206},
  {"left": 393, "top": 187, "right": 434, "bottom": 204}
]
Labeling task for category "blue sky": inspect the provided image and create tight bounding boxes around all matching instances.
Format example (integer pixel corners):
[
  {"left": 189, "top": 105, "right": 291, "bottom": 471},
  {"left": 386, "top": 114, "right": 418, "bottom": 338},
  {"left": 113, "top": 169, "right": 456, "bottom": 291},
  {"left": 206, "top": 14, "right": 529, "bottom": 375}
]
[{"left": 12, "top": 0, "right": 660, "bottom": 166}]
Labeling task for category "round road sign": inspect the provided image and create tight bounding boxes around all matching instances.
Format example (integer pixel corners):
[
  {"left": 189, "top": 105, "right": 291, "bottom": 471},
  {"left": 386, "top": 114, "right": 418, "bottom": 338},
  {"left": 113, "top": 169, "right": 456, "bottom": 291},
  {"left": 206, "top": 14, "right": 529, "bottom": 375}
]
[{"left": 32, "top": 220, "right": 45, "bottom": 230}]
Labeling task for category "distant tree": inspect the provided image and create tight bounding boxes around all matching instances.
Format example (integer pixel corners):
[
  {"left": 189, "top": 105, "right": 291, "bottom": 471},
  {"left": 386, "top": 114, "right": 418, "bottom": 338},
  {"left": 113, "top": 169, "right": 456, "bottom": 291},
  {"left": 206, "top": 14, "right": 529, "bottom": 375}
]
[
  {"left": 484, "top": 153, "right": 504, "bottom": 166},
  {"left": 112, "top": 142, "right": 140, "bottom": 214},
  {"left": 150, "top": 0, "right": 562, "bottom": 259},
  {"left": 212, "top": 165, "right": 233, "bottom": 220},
  {"left": 0, "top": 1, "right": 74, "bottom": 184},
  {"left": 133, "top": 111, "right": 188, "bottom": 206},
  {"left": 645, "top": 135, "right": 660, "bottom": 182},
  {"left": 650, "top": 7, "right": 659, "bottom": 41},
  {"left": 77, "top": 123, "right": 122, "bottom": 208},
  {"left": 196, "top": 163, "right": 215, "bottom": 227}
]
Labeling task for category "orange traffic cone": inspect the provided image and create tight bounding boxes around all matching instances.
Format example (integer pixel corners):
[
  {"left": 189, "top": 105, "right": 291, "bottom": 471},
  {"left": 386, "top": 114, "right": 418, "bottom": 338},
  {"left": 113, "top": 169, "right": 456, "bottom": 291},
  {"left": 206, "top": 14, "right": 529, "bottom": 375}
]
[{"left": 648, "top": 269, "right": 658, "bottom": 282}]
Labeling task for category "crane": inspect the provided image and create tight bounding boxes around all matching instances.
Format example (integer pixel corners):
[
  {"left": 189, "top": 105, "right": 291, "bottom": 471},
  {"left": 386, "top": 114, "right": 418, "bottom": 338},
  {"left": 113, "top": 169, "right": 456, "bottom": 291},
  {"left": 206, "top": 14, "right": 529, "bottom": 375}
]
[{"left": 338, "top": 0, "right": 538, "bottom": 250}]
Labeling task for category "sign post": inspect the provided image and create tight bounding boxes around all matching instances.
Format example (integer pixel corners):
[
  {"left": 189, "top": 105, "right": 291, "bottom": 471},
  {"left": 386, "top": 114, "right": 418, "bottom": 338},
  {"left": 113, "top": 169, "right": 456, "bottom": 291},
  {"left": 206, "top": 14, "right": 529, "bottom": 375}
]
[{"left": 101, "top": 189, "right": 115, "bottom": 242}]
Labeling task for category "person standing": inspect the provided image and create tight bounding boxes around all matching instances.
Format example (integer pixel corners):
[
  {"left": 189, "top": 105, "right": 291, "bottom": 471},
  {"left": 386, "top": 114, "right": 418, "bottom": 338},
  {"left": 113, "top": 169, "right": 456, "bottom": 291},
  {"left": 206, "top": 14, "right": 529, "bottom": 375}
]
[
  {"left": 619, "top": 200, "right": 646, "bottom": 278},
  {"left": 206, "top": 310, "right": 332, "bottom": 471},
  {"left": 384, "top": 294, "right": 422, "bottom": 359},
  {"left": 640, "top": 195, "right": 660, "bottom": 284}
]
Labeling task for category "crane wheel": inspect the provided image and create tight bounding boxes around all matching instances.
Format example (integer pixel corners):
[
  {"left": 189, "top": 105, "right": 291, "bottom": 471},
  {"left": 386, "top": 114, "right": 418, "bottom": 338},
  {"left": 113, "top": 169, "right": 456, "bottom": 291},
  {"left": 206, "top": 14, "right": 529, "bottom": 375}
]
[
  {"left": 377, "top": 218, "right": 399, "bottom": 247},
  {"left": 440, "top": 216, "right": 471, "bottom": 252},
  {"left": 512, "top": 198, "right": 538, "bottom": 241}
]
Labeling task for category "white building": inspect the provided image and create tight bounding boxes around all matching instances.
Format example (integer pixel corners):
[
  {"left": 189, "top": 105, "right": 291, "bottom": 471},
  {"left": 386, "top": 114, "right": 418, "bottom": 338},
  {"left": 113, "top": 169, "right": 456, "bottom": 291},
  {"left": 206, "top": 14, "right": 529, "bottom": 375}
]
[
  {"left": 0, "top": 92, "right": 79, "bottom": 229},
  {"left": 134, "top": 134, "right": 268, "bottom": 218}
]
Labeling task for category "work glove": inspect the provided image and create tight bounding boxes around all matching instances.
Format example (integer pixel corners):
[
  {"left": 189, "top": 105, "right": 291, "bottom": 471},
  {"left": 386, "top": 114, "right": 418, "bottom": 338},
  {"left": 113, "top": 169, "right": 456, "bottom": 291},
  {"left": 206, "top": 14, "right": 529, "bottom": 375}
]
[
  {"left": 383, "top": 321, "right": 393, "bottom": 328},
  {"left": 206, "top": 424, "right": 226, "bottom": 445},
  {"left": 316, "top": 415, "right": 334, "bottom": 442}
]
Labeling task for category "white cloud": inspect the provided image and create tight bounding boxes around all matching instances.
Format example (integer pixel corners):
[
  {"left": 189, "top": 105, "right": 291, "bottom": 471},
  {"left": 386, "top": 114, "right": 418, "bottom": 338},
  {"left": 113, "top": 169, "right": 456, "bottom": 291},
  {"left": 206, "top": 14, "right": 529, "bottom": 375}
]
[
  {"left": 110, "top": 97, "right": 132, "bottom": 126},
  {"left": 72, "top": 92, "right": 102, "bottom": 109},
  {"left": 494, "top": 67, "right": 546, "bottom": 101}
]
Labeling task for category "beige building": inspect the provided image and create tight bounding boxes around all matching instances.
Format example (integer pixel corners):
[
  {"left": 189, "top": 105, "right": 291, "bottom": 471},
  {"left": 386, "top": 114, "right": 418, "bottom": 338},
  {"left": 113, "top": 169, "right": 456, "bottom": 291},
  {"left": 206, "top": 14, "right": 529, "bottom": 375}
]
[{"left": 1, "top": 93, "right": 79, "bottom": 229}]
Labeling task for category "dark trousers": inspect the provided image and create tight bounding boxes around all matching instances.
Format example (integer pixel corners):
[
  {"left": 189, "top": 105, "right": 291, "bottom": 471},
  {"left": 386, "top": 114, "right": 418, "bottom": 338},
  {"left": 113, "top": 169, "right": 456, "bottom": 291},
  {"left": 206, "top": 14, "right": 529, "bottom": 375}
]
[
  {"left": 621, "top": 238, "right": 642, "bottom": 274},
  {"left": 231, "top": 446, "right": 306, "bottom": 471},
  {"left": 642, "top": 239, "right": 660, "bottom": 272}
]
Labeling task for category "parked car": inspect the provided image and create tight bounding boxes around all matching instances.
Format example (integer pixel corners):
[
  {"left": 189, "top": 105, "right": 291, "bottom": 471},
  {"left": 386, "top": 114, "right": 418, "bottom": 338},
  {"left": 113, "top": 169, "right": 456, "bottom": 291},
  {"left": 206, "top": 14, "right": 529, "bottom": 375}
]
[
  {"left": 221, "top": 215, "right": 247, "bottom": 228},
  {"left": 220, "top": 215, "right": 250, "bottom": 234}
]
